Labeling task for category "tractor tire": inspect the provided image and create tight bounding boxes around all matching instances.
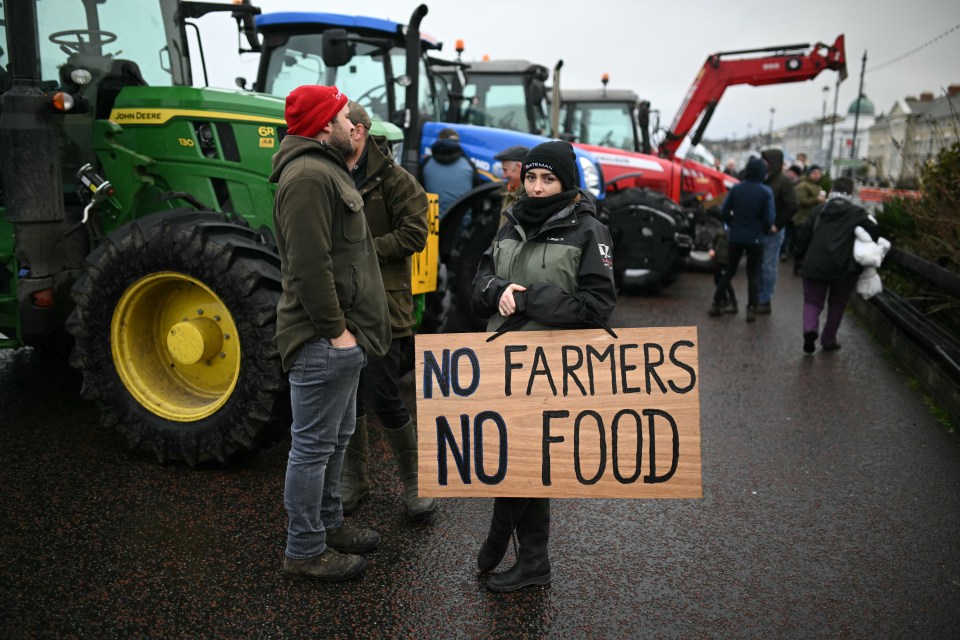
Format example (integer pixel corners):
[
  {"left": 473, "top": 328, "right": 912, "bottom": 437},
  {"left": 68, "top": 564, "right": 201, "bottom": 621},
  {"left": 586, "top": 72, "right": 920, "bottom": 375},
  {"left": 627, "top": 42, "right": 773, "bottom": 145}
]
[
  {"left": 686, "top": 210, "right": 725, "bottom": 272},
  {"left": 604, "top": 187, "right": 689, "bottom": 294},
  {"left": 66, "top": 209, "right": 285, "bottom": 466},
  {"left": 424, "top": 183, "right": 502, "bottom": 333}
]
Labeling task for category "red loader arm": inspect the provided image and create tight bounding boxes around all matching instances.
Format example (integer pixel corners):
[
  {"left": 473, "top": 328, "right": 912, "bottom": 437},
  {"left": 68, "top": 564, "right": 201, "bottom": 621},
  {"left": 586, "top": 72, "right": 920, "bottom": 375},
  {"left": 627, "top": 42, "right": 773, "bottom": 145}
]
[{"left": 659, "top": 35, "right": 847, "bottom": 160}]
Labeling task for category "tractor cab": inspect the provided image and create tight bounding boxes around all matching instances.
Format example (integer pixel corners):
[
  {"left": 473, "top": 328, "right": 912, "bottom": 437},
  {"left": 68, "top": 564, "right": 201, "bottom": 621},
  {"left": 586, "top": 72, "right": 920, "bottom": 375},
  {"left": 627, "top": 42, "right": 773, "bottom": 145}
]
[
  {"left": 556, "top": 88, "right": 648, "bottom": 153},
  {"left": 253, "top": 10, "right": 445, "bottom": 174},
  {"left": 438, "top": 59, "right": 550, "bottom": 135}
]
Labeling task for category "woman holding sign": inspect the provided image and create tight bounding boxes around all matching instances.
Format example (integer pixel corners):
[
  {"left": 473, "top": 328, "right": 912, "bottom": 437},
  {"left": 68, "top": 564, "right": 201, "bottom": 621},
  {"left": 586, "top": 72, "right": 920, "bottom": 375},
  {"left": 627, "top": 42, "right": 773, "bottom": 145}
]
[{"left": 471, "top": 140, "right": 618, "bottom": 592}]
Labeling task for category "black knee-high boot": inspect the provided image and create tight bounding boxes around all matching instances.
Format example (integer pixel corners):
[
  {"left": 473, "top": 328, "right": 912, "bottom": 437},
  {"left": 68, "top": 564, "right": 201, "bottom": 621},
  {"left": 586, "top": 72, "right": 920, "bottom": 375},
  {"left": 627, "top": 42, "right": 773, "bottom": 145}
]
[
  {"left": 478, "top": 497, "right": 528, "bottom": 572},
  {"left": 486, "top": 498, "right": 551, "bottom": 592}
]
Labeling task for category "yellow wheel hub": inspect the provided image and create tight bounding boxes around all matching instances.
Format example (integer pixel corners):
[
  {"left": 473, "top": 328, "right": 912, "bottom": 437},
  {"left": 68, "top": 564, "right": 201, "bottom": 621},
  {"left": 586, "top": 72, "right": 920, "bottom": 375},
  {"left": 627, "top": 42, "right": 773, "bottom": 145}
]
[{"left": 111, "top": 272, "right": 241, "bottom": 422}]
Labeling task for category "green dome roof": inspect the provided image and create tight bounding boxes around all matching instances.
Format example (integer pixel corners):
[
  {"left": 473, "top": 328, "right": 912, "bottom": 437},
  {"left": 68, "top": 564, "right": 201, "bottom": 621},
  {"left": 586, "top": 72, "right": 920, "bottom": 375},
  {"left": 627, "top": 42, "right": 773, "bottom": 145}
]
[{"left": 848, "top": 95, "right": 875, "bottom": 115}]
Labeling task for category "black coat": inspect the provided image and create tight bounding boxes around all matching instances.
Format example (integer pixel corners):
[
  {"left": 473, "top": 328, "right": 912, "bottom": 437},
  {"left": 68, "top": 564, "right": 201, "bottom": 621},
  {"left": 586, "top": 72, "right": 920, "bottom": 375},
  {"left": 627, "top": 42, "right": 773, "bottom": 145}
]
[{"left": 796, "top": 196, "right": 879, "bottom": 282}]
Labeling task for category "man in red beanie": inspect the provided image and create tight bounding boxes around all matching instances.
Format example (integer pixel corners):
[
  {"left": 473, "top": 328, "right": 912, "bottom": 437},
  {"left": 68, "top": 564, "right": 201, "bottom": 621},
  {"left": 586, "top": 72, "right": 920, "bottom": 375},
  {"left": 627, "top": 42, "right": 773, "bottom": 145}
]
[{"left": 270, "top": 85, "right": 391, "bottom": 582}]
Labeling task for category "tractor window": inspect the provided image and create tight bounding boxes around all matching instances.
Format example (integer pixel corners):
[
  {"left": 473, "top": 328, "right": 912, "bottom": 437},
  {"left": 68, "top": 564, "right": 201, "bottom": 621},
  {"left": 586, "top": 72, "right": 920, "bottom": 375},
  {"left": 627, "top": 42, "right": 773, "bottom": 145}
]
[
  {"left": 262, "top": 35, "right": 438, "bottom": 125},
  {"left": 36, "top": 0, "right": 171, "bottom": 87},
  {"left": 565, "top": 101, "right": 636, "bottom": 151},
  {"left": 460, "top": 75, "right": 529, "bottom": 132}
]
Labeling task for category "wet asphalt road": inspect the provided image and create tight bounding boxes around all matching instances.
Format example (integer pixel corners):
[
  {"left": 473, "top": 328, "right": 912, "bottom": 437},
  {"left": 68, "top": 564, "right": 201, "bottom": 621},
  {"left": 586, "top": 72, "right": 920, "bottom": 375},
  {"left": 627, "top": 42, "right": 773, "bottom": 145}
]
[{"left": 1, "top": 269, "right": 959, "bottom": 639}]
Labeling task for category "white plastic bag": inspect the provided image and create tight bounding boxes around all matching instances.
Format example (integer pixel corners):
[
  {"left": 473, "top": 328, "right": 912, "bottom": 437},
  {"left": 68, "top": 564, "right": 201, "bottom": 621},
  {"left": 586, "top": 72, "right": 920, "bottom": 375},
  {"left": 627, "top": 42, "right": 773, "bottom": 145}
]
[{"left": 853, "top": 221, "right": 891, "bottom": 299}]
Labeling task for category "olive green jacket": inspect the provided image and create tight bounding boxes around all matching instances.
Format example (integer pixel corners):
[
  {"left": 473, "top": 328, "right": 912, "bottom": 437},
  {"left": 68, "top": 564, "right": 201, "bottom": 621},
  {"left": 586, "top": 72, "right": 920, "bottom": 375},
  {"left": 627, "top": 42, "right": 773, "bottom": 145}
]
[
  {"left": 269, "top": 135, "right": 390, "bottom": 371},
  {"left": 794, "top": 177, "right": 822, "bottom": 227},
  {"left": 353, "top": 137, "right": 429, "bottom": 337}
]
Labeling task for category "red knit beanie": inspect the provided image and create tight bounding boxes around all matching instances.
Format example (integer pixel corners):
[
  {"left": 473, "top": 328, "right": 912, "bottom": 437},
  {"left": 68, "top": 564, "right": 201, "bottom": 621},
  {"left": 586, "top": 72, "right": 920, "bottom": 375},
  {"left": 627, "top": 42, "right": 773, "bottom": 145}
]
[{"left": 284, "top": 85, "right": 349, "bottom": 138}]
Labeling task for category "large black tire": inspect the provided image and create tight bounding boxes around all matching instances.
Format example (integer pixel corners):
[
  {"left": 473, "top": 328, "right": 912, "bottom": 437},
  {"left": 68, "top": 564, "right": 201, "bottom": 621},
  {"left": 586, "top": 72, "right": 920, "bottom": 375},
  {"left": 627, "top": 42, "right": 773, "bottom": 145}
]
[
  {"left": 604, "top": 187, "right": 689, "bottom": 294},
  {"left": 66, "top": 210, "right": 285, "bottom": 466},
  {"left": 422, "top": 183, "right": 502, "bottom": 333}
]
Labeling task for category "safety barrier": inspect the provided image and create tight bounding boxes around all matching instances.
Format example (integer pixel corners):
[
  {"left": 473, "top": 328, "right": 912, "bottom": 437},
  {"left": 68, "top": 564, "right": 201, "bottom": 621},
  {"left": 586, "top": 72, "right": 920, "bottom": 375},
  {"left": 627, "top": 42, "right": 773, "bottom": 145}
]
[{"left": 852, "top": 246, "right": 960, "bottom": 427}]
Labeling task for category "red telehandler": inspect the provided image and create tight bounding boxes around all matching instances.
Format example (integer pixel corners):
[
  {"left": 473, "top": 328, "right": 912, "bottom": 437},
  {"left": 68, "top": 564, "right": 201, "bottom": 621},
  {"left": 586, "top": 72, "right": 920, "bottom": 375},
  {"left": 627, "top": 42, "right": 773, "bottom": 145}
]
[{"left": 658, "top": 36, "right": 848, "bottom": 160}]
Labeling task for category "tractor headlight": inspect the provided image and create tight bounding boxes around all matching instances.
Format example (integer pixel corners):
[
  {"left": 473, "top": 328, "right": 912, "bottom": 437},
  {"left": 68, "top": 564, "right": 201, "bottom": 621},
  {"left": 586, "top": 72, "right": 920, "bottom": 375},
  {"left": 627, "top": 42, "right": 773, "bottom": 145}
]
[{"left": 579, "top": 156, "right": 603, "bottom": 198}]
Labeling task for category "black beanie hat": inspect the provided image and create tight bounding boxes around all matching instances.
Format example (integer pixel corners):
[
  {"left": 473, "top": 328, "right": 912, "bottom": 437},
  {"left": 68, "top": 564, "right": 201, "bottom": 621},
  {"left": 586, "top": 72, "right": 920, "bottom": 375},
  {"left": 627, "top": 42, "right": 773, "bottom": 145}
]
[{"left": 521, "top": 140, "right": 577, "bottom": 191}]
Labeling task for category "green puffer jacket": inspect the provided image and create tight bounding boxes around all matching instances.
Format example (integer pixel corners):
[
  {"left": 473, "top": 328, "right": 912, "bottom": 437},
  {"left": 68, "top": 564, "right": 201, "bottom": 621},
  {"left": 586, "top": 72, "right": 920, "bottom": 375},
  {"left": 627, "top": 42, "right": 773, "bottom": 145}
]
[
  {"left": 353, "top": 137, "right": 429, "bottom": 338},
  {"left": 269, "top": 135, "right": 390, "bottom": 371},
  {"left": 472, "top": 191, "right": 617, "bottom": 333}
]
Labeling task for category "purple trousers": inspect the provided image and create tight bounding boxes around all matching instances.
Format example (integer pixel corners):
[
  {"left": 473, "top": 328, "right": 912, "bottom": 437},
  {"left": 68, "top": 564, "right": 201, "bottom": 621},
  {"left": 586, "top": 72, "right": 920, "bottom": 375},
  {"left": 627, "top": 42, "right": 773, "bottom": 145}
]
[{"left": 802, "top": 273, "right": 859, "bottom": 347}]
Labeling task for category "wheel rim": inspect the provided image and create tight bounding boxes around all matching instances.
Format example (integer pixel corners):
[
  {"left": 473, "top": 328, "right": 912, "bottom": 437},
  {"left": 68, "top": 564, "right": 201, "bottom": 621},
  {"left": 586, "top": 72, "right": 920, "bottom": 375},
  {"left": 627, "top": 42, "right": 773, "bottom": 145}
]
[{"left": 111, "top": 272, "right": 241, "bottom": 422}]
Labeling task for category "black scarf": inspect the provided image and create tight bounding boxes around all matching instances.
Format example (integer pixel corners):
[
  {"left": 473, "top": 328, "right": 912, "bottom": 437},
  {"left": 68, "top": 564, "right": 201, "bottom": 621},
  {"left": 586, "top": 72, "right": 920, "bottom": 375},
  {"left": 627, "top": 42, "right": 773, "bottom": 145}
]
[{"left": 513, "top": 188, "right": 579, "bottom": 231}]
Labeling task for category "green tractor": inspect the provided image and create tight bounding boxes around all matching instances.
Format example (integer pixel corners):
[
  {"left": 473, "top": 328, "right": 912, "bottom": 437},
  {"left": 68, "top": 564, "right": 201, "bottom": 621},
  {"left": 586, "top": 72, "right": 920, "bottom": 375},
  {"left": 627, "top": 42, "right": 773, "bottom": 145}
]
[{"left": 0, "top": 0, "right": 317, "bottom": 464}]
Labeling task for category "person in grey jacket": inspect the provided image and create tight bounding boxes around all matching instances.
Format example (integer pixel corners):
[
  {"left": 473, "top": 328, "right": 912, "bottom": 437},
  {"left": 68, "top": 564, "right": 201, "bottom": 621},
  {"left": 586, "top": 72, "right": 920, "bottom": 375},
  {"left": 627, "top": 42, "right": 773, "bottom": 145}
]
[
  {"left": 270, "top": 85, "right": 390, "bottom": 582},
  {"left": 471, "top": 140, "right": 617, "bottom": 593}
]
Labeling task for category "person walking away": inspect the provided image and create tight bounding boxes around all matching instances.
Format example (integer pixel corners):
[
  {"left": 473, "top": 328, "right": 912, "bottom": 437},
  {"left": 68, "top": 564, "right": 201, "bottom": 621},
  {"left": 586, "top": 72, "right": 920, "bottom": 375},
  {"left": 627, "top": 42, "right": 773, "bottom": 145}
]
[
  {"left": 756, "top": 148, "right": 798, "bottom": 314},
  {"left": 495, "top": 144, "right": 529, "bottom": 217},
  {"left": 779, "top": 164, "right": 804, "bottom": 261},
  {"left": 791, "top": 165, "right": 826, "bottom": 274},
  {"left": 794, "top": 177, "right": 879, "bottom": 354},
  {"left": 707, "top": 225, "right": 737, "bottom": 316},
  {"left": 421, "top": 127, "right": 478, "bottom": 217},
  {"left": 270, "top": 85, "right": 391, "bottom": 581},
  {"left": 471, "top": 141, "right": 618, "bottom": 592},
  {"left": 340, "top": 101, "right": 436, "bottom": 521},
  {"left": 708, "top": 156, "right": 775, "bottom": 322}
]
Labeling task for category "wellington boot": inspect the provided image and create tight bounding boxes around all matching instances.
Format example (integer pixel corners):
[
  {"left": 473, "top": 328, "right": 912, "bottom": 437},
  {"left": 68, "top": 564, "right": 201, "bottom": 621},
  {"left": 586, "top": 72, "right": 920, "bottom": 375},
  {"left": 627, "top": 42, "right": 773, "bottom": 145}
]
[
  {"left": 478, "top": 498, "right": 525, "bottom": 572},
  {"left": 340, "top": 416, "right": 370, "bottom": 515},
  {"left": 486, "top": 499, "right": 551, "bottom": 593},
  {"left": 383, "top": 420, "right": 437, "bottom": 521}
]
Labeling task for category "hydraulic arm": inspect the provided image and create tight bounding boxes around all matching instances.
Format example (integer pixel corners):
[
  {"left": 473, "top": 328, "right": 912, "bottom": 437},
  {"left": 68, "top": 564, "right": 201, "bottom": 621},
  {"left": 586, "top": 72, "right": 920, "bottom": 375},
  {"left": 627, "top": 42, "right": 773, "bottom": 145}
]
[{"left": 659, "top": 35, "right": 847, "bottom": 159}]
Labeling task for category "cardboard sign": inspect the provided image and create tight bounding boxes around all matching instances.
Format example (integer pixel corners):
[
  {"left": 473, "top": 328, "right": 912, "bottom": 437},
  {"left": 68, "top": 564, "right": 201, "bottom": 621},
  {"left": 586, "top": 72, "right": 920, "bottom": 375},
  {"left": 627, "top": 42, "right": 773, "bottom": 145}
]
[{"left": 415, "top": 327, "right": 701, "bottom": 499}]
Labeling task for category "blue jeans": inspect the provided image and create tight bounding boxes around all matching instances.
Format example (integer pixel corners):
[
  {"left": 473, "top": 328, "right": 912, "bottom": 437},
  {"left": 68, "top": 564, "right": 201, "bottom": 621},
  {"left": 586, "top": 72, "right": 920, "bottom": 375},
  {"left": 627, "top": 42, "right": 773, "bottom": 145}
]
[
  {"left": 284, "top": 339, "right": 367, "bottom": 560},
  {"left": 758, "top": 228, "right": 785, "bottom": 304}
]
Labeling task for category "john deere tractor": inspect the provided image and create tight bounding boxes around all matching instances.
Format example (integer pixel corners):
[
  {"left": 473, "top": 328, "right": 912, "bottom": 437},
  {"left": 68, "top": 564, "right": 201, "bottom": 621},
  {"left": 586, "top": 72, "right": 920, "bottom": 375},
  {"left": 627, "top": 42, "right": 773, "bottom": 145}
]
[{"left": 0, "top": 0, "right": 301, "bottom": 464}]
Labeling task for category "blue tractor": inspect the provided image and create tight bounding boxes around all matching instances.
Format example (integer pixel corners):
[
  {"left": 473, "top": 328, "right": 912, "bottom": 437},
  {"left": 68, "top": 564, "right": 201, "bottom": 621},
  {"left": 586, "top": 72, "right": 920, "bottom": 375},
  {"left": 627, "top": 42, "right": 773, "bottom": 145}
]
[{"left": 251, "top": 5, "right": 606, "bottom": 331}]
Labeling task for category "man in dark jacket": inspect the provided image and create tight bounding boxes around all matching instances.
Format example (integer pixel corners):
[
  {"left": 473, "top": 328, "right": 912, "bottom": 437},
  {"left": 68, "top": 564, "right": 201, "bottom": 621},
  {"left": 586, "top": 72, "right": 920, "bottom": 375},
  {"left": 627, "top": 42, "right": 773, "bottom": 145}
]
[
  {"left": 795, "top": 177, "right": 879, "bottom": 353},
  {"left": 340, "top": 102, "right": 436, "bottom": 522},
  {"left": 710, "top": 156, "right": 776, "bottom": 322},
  {"left": 757, "top": 149, "right": 799, "bottom": 314},
  {"left": 270, "top": 85, "right": 390, "bottom": 582}
]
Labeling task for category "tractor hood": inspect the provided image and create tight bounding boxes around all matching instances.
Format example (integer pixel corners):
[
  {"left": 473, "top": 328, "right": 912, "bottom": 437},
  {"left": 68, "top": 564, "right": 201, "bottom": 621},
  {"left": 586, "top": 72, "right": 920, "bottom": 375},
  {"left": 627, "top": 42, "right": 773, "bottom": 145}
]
[
  {"left": 108, "top": 86, "right": 287, "bottom": 127},
  {"left": 421, "top": 122, "right": 605, "bottom": 198}
]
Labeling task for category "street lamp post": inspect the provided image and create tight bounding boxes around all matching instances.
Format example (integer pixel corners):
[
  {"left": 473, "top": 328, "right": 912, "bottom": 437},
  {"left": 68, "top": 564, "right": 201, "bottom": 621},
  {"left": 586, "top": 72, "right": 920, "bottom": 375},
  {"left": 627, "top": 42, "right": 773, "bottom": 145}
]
[
  {"left": 768, "top": 107, "right": 775, "bottom": 145},
  {"left": 820, "top": 86, "right": 829, "bottom": 164}
]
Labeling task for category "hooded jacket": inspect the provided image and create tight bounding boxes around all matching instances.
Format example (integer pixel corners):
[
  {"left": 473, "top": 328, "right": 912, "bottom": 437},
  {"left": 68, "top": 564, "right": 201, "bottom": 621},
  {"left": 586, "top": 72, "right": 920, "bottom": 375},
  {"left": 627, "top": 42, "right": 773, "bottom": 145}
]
[
  {"left": 720, "top": 156, "right": 776, "bottom": 245},
  {"left": 761, "top": 148, "right": 799, "bottom": 229},
  {"left": 421, "top": 138, "right": 478, "bottom": 215},
  {"left": 269, "top": 135, "right": 390, "bottom": 371},
  {"left": 351, "top": 136, "right": 429, "bottom": 338},
  {"left": 797, "top": 195, "right": 879, "bottom": 281},
  {"left": 472, "top": 190, "right": 617, "bottom": 333},
  {"left": 793, "top": 175, "right": 822, "bottom": 227}
]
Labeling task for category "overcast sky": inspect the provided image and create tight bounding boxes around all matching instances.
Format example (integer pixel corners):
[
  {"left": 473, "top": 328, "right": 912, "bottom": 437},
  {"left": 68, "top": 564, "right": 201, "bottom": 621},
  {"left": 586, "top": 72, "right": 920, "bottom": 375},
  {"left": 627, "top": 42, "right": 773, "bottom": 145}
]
[{"left": 206, "top": 0, "right": 960, "bottom": 141}]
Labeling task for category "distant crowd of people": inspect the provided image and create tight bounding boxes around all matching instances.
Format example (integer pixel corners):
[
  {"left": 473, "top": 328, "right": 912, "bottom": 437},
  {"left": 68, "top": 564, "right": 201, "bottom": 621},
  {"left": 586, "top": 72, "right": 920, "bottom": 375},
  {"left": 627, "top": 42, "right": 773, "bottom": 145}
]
[{"left": 709, "top": 151, "right": 882, "bottom": 354}]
